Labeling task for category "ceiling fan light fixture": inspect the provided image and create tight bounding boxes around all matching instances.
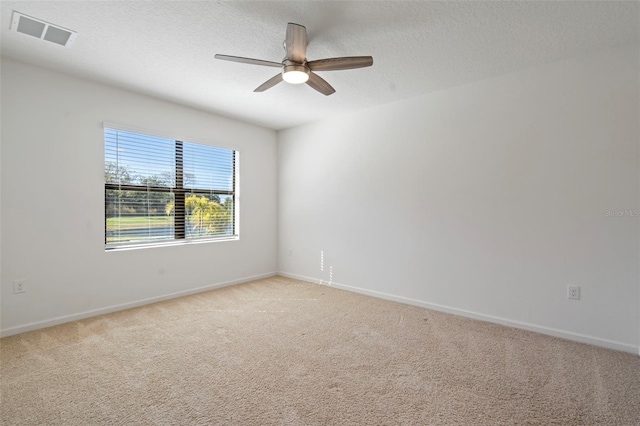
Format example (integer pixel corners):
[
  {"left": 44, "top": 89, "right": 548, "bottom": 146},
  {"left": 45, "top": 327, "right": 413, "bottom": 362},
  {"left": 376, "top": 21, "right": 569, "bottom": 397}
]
[
  {"left": 282, "top": 64, "right": 309, "bottom": 84},
  {"left": 215, "top": 23, "right": 372, "bottom": 95}
]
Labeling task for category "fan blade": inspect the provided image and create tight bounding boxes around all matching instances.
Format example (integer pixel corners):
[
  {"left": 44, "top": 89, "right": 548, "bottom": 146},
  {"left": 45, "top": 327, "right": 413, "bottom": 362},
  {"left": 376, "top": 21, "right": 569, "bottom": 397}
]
[
  {"left": 215, "top": 54, "right": 282, "bottom": 68},
  {"left": 285, "top": 23, "right": 307, "bottom": 63},
  {"left": 254, "top": 73, "right": 284, "bottom": 92},
  {"left": 306, "top": 72, "right": 335, "bottom": 96},
  {"left": 307, "top": 56, "right": 373, "bottom": 72}
]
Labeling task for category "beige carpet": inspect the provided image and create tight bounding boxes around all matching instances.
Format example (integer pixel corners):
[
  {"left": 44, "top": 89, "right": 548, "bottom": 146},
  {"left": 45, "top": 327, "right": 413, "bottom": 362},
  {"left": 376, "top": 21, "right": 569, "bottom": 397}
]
[{"left": 1, "top": 276, "right": 639, "bottom": 425}]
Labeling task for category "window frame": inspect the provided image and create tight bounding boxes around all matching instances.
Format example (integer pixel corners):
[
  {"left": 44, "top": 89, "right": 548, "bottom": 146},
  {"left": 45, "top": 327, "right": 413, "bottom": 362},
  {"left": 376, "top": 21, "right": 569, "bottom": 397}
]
[{"left": 104, "top": 123, "right": 239, "bottom": 250}]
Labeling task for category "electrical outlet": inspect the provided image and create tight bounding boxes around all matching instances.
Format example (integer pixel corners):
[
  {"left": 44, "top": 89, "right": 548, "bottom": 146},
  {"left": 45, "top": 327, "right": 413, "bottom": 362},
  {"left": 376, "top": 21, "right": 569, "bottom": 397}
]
[
  {"left": 567, "top": 285, "right": 580, "bottom": 300},
  {"left": 288, "top": 249, "right": 292, "bottom": 257},
  {"left": 13, "top": 279, "right": 26, "bottom": 294}
]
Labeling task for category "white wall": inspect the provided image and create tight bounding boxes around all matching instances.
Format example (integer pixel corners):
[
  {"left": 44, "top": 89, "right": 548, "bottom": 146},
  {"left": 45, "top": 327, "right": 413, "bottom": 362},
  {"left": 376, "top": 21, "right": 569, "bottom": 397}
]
[
  {"left": 1, "top": 58, "right": 278, "bottom": 334},
  {"left": 278, "top": 44, "right": 640, "bottom": 353}
]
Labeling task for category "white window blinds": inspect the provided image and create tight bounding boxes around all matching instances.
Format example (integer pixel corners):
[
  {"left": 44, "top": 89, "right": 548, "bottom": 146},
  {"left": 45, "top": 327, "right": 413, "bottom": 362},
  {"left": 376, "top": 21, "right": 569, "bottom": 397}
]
[{"left": 104, "top": 127, "right": 237, "bottom": 248}]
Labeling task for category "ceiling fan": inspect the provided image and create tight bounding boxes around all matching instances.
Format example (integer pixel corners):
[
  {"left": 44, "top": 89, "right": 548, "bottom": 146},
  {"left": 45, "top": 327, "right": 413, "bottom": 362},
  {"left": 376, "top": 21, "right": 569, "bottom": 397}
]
[{"left": 215, "top": 23, "right": 373, "bottom": 96}]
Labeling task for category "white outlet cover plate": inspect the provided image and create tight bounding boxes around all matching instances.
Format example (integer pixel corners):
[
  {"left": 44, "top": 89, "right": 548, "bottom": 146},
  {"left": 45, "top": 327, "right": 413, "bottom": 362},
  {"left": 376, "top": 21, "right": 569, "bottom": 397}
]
[
  {"left": 567, "top": 286, "right": 580, "bottom": 300},
  {"left": 13, "top": 279, "right": 26, "bottom": 294}
]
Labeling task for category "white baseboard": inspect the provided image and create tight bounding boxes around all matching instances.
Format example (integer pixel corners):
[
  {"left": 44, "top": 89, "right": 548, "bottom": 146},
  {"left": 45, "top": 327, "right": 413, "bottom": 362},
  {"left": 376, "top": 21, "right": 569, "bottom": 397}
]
[
  {"left": 278, "top": 271, "right": 639, "bottom": 355},
  {"left": 0, "top": 271, "right": 278, "bottom": 338}
]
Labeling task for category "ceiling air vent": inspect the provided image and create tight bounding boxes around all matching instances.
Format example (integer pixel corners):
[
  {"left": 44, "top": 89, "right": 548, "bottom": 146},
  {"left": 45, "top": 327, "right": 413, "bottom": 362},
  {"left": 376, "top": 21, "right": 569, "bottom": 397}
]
[{"left": 10, "top": 11, "right": 77, "bottom": 47}]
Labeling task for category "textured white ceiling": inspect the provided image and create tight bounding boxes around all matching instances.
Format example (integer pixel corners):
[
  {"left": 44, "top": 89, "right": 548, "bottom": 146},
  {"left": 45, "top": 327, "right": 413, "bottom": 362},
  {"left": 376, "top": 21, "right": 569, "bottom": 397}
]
[{"left": 1, "top": 1, "right": 638, "bottom": 130}]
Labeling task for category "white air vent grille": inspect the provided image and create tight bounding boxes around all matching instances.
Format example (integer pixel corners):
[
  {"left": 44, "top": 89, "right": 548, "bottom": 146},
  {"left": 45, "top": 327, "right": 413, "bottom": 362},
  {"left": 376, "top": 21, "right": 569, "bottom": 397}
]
[{"left": 11, "top": 11, "right": 76, "bottom": 47}]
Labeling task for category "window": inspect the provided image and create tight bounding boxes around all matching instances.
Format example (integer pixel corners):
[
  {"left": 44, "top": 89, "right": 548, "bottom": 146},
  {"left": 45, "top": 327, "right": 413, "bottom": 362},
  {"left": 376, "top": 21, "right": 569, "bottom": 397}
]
[{"left": 104, "top": 127, "right": 237, "bottom": 249}]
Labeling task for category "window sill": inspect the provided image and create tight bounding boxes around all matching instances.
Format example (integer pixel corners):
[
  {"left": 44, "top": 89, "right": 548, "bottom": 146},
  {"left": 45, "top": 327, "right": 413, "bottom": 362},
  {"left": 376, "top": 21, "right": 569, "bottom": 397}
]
[{"left": 105, "top": 236, "right": 239, "bottom": 252}]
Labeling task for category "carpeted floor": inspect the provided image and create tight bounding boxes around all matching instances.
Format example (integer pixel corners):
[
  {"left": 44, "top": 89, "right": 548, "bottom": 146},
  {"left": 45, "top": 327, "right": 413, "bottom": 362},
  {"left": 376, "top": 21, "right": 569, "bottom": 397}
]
[{"left": 1, "top": 276, "right": 639, "bottom": 425}]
